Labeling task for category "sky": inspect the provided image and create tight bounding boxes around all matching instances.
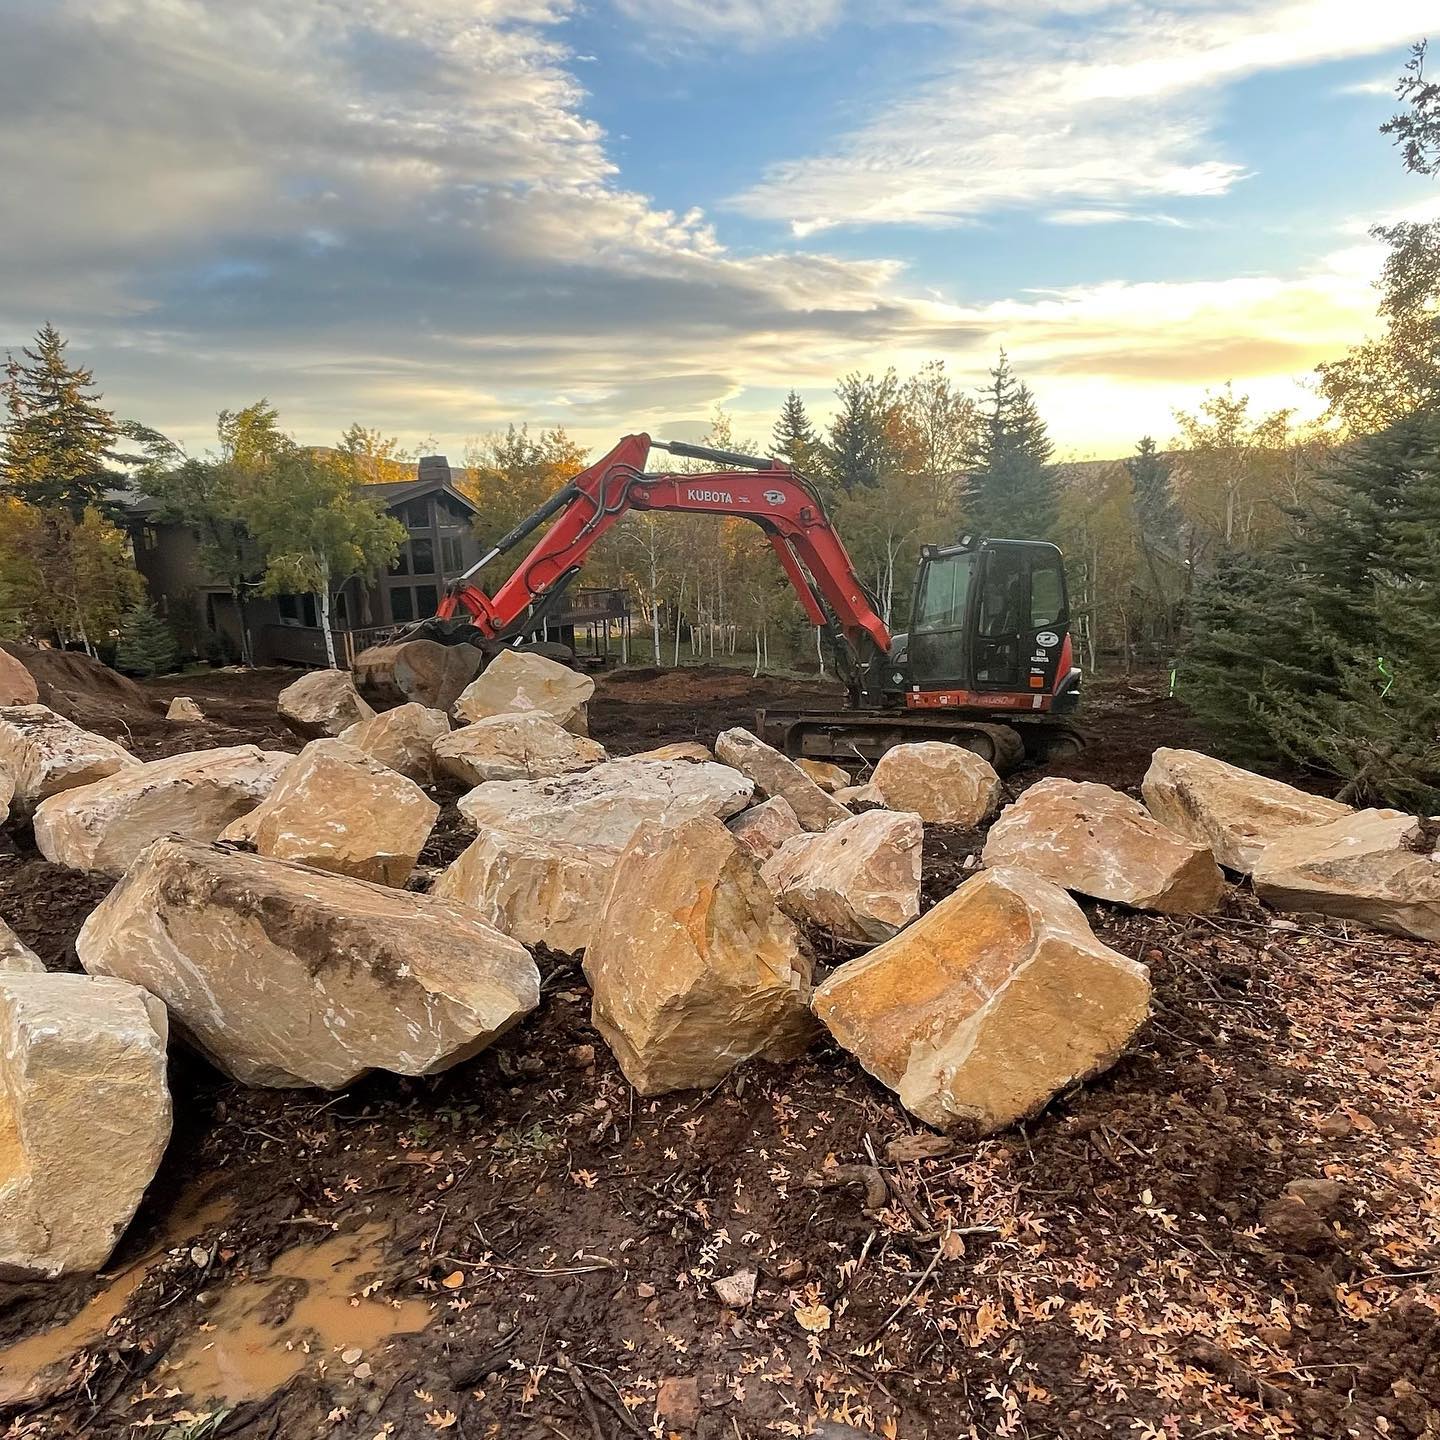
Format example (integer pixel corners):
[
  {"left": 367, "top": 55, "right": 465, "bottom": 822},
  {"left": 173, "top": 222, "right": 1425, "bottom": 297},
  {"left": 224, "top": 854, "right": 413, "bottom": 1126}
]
[{"left": 1, "top": 0, "right": 1436, "bottom": 465}]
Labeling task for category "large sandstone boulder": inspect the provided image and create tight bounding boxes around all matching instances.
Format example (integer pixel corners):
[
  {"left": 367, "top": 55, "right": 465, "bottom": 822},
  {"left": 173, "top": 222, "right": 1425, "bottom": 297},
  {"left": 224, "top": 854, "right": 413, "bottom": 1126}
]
[
  {"left": 727, "top": 796, "right": 805, "bottom": 862},
  {"left": 433, "top": 711, "right": 606, "bottom": 786},
  {"left": 797, "top": 758, "right": 851, "bottom": 794},
  {"left": 0, "top": 650, "right": 39, "bottom": 707},
  {"left": 0, "top": 705, "right": 138, "bottom": 820},
  {"left": 1252, "top": 809, "right": 1440, "bottom": 941},
  {"left": 812, "top": 867, "right": 1151, "bottom": 1134},
  {"left": 78, "top": 838, "right": 540, "bottom": 1089},
  {"left": 0, "top": 919, "right": 43, "bottom": 973},
  {"left": 761, "top": 810, "right": 923, "bottom": 943},
  {"left": 453, "top": 650, "right": 594, "bottom": 735},
  {"left": 714, "top": 728, "right": 849, "bottom": 832},
  {"left": 583, "top": 816, "right": 814, "bottom": 1094},
  {"left": 277, "top": 669, "right": 375, "bottom": 740},
  {"left": 981, "top": 777, "right": 1226, "bottom": 914},
  {"left": 869, "top": 742, "right": 1001, "bottom": 826},
  {"left": 221, "top": 739, "right": 437, "bottom": 886},
  {"left": 32, "top": 745, "right": 291, "bottom": 876},
  {"left": 165, "top": 695, "right": 204, "bottom": 723},
  {"left": 0, "top": 972, "right": 171, "bottom": 1276},
  {"left": 339, "top": 701, "right": 450, "bottom": 783},
  {"left": 442, "top": 760, "right": 753, "bottom": 951},
  {"left": 353, "top": 638, "right": 483, "bottom": 712},
  {"left": 1141, "top": 748, "right": 1350, "bottom": 874}
]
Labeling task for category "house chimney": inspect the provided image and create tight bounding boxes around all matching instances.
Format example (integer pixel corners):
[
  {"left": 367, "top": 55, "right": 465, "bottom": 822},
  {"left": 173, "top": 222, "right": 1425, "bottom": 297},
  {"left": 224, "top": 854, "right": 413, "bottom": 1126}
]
[{"left": 417, "top": 454, "right": 451, "bottom": 485}]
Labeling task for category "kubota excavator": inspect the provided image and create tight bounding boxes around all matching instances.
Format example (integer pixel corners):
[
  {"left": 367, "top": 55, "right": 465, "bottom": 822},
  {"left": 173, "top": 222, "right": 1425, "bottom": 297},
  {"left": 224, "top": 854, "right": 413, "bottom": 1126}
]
[{"left": 356, "top": 433, "right": 1083, "bottom": 770}]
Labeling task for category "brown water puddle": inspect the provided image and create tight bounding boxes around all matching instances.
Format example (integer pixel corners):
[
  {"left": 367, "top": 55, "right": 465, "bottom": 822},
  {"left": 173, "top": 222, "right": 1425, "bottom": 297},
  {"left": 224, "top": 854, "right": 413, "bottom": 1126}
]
[
  {"left": 0, "top": 1183, "right": 237, "bottom": 1407},
  {"left": 165, "top": 1225, "right": 432, "bottom": 1405}
]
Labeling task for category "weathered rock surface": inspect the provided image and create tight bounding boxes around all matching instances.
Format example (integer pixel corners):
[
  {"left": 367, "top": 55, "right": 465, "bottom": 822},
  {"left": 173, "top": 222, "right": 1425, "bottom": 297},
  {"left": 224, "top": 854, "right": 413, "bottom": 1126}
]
[
  {"left": 0, "top": 767, "right": 12, "bottom": 829},
  {"left": 353, "top": 638, "right": 482, "bottom": 712},
  {"left": 0, "top": 650, "right": 39, "bottom": 707},
  {"left": 1252, "top": 809, "right": 1440, "bottom": 941},
  {"left": 165, "top": 696, "right": 204, "bottom": 723},
  {"left": 714, "top": 728, "right": 848, "bottom": 832},
  {"left": 32, "top": 745, "right": 291, "bottom": 876},
  {"left": 797, "top": 758, "right": 851, "bottom": 793},
  {"left": 0, "top": 705, "right": 138, "bottom": 819},
  {"left": 277, "top": 669, "right": 375, "bottom": 740},
  {"left": 583, "top": 816, "right": 814, "bottom": 1094},
  {"left": 433, "top": 711, "right": 605, "bottom": 786},
  {"left": 78, "top": 838, "right": 539, "bottom": 1089},
  {"left": 453, "top": 650, "right": 594, "bottom": 735},
  {"left": 221, "top": 739, "right": 437, "bottom": 886},
  {"left": 869, "top": 742, "right": 1001, "bottom": 826},
  {"left": 444, "top": 759, "right": 753, "bottom": 951},
  {"left": 727, "top": 796, "right": 805, "bottom": 862},
  {"left": 0, "top": 971, "right": 171, "bottom": 1275},
  {"left": 835, "top": 783, "right": 884, "bottom": 807},
  {"left": 0, "top": 919, "right": 43, "bottom": 973},
  {"left": 630, "top": 741, "right": 713, "bottom": 763},
  {"left": 1141, "top": 748, "right": 1351, "bottom": 874},
  {"left": 812, "top": 866, "right": 1151, "bottom": 1133},
  {"left": 339, "top": 701, "right": 450, "bottom": 782},
  {"left": 981, "top": 777, "right": 1226, "bottom": 914},
  {"left": 761, "top": 810, "right": 923, "bottom": 943}
]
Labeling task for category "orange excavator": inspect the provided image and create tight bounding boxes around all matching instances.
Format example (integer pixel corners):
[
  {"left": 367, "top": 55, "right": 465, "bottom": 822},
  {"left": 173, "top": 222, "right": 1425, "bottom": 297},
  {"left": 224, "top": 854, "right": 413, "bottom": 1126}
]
[{"left": 356, "top": 433, "right": 1083, "bottom": 770}]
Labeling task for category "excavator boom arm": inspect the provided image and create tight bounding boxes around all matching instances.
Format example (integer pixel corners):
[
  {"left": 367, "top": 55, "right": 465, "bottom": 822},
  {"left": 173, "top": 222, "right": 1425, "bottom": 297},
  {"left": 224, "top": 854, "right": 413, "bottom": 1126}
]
[{"left": 438, "top": 433, "right": 892, "bottom": 660}]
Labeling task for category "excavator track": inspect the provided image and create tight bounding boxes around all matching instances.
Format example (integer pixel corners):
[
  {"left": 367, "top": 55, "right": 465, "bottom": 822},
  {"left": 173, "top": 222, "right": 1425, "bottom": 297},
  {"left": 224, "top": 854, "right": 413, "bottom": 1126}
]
[{"left": 757, "top": 708, "right": 1085, "bottom": 776}]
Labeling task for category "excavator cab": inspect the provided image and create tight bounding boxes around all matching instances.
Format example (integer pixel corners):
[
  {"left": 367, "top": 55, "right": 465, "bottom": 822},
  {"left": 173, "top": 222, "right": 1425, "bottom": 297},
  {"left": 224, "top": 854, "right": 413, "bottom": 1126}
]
[{"left": 906, "top": 538, "right": 1078, "bottom": 706}]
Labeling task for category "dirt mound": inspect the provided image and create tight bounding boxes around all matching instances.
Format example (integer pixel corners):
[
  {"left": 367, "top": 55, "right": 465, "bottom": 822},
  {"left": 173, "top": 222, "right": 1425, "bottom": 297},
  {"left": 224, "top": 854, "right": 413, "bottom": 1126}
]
[{"left": 0, "top": 644, "right": 159, "bottom": 733}]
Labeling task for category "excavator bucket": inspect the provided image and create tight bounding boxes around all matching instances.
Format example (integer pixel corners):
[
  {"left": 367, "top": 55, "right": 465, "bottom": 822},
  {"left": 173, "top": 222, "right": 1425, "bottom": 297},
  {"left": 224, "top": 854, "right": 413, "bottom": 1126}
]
[{"left": 352, "top": 638, "right": 483, "bottom": 712}]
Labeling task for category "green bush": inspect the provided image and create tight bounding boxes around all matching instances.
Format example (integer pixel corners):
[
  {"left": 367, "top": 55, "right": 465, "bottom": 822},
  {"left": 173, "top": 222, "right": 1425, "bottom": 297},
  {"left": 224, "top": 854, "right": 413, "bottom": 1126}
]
[{"left": 115, "top": 601, "right": 179, "bottom": 678}]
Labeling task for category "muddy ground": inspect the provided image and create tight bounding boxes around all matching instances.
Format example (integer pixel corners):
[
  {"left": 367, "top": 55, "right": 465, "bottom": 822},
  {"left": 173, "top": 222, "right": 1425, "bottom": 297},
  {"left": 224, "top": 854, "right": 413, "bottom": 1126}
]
[{"left": 0, "top": 660, "right": 1436, "bottom": 1440}]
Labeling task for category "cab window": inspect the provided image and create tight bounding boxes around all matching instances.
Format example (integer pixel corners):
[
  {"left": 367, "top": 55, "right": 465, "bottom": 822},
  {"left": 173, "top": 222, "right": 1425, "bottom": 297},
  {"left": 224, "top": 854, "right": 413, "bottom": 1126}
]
[{"left": 912, "top": 553, "right": 972, "bottom": 630}]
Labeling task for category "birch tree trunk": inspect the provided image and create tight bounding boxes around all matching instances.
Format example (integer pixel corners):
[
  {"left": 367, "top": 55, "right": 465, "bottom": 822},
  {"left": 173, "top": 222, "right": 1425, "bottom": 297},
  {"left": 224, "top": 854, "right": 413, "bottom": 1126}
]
[{"left": 317, "top": 558, "right": 338, "bottom": 669}]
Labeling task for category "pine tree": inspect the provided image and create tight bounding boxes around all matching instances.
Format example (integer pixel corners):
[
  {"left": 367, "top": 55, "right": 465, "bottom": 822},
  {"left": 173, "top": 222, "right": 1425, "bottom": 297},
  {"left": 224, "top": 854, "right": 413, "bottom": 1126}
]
[
  {"left": 2, "top": 324, "right": 120, "bottom": 516},
  {"left": 824, "top": 371, "right": 903, "bottom": 493},
  {"left": 115, "top": 600, "right": 178, "bottom": 677},
  {"left": 967, "top": 352, "right": 1057, "bottom": 538},
  {"left": 771, "top": 391, "right": 822, "bottom": 475}
]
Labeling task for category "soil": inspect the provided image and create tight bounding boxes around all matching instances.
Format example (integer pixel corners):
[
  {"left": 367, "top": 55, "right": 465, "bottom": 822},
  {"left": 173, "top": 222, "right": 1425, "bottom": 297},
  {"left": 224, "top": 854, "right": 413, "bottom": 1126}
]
[{"left": 1, "top": 661, "right": 1436, "bottom": 1440}]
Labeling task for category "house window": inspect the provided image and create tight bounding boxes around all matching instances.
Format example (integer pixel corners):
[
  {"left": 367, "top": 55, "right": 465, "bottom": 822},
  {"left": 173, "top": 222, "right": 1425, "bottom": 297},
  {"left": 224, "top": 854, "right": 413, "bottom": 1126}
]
[
  {"left": 410, "top": 537, "right": 435, "bottom": 574},
  {"left": 401, "top": 499, "right": 430, "bottom": 530},
  {"left": 278, "top": 593, "right": 318, "bottom": 627},
  {"left": 389, "top": 547, "right": 410, "bottom": 576},
  {"left": 415, "top": 584, "right": 438, "bottom": 616},
  {"left": 441, "top": 535, "right": 464, "bottom": 573},
  {"left": 389, "top": 587, "right": 414, "bottom": 623}
]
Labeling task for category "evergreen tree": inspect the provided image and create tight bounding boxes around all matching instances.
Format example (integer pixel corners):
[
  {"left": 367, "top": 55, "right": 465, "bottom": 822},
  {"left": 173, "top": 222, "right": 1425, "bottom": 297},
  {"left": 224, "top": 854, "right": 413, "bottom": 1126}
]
[
  {"left": 1127, "top": 437, "right": 1179, "bottom": 540},
  {"left": 824, "top": 371, "right": 903, "bottom": 493},
  {"left": 967, "top": 351, "right": 1057, "bottom": 538},
  {"left": 115, "top": 600, "right": 178, "bottom": 677},
  {"left": 1, "top": 324, "right": 120, "bottom": 516},
  {"left": 771, "top": 391, "right": 822, "bottom": 475}
]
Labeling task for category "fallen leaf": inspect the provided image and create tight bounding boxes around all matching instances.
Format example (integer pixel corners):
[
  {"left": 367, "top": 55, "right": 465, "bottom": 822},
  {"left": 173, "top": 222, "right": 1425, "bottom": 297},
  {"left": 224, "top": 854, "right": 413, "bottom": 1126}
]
[
  {"left": 442, "top": 1271, "right": 465, "bottom": 1290},
  {"left": 794, "top": 1302, "right": 832, "bottom": 1333}
]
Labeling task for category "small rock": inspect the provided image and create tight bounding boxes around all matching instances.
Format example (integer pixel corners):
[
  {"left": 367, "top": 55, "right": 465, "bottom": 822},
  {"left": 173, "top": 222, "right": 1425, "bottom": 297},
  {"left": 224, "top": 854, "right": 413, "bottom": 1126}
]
[
  {"left": 1316, "top": 1112, "right": 1352, "bottom": 1139},
  {"left": 869, "top": 741, "right": 1001, "bottom": 825},
  {"left": 165, "top": 696, "right": 204, "bottom": 723},
  {"left": 884, "top": 1132, "right": 955, "bottom": 1164},
  {"left": 1259, "top": 1194, "right": 1334, "bottom": 1254},
  {"left": 657, "top": 1376, "right": 701, "bottom": 1425},
  {"left": 452, "top": 649, "right": 594, "bottom": 734},
  {"left": 341, "top": 1347, "right": 364, "bottom": 1365},
  {"left": 834, "top": 782, "right": 884, "bottom": 807},
  {"left": 630, "top": 741, "right": 712, "bottom": 763},
  {"left": 714, "top": 727, "right": 849, "bottom": 832},
  {"left": 0, "top": 918, "right": 44, "bottom": 973},
  {"left": 1283, "top": 1177, "right": 1346, "bottom": 1216},
  {"left": 712, "top": 1268, "right": 757, "bottom": 1309},
  {"left": 636, "top": 1281, "right": 656, "bottom": 1298},
  {"left": 568, "top": 1043, "right": 596, "bottom": 1068},
  {"left": 277, "top": 669, "right": 374, "bottom": 740}
]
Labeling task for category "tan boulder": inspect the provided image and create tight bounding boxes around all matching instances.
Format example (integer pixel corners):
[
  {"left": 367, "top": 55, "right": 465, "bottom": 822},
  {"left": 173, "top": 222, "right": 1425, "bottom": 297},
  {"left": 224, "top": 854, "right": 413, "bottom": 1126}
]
[
  {"left": 0, "top": 650, "right": 39, "bottom": 707},
  {"left": 1252, "top": 809, "right": 1440, "bottom": 941},
  {"left": 353, "top": 638, "right": 482, "bottom": 711},
  {"left": 33, "top": 745, "right": 291, "bottom": 876},
  {"left": 221, "top": 739, "right": 437, "bottom": 886},
  {"left": 761, "top": 810, "right": 923, "bottom": 943},
  {"left": 0, "top": 972, "right": 171, "bottom": 1275},
  {"left": 981, "top": 777, "right": 1225, "bottom": 914},
  {"left": 453, "top": 649, "right": 594, "bottom": 735},
  {"left": 78, "top": 838, "right": 539, "bottom": 1089},
  {"left": 0, "top": 767, "right": 12, "bottom": 829},
  {"left": 165, "top": 695, "right": 204, "bottom": 723},
  {"left": 630, "top": 741, "right": 713, "bottom": 763},
  {"left": 797, "top": 758, "right": 851, "bottom": 793},
  {"left": 433, "top": 711, "right": 606, "bottom": 786},
  {"left": 583, "top": 815, "right": 814, "bottom": 1094},
  {"left": 0, "top": 705, "right": 139, "bottom": 820},
  {"left": 339, "top": 701, "right": 450, "bottom": 783},
  {"left": 869, "top": 741, "right": 1001, "bottom": 825},
  {"left": 277, "top": 669, "right": 375, "bottom": 740},
  {"left": 714, "top": 728, "right": 849, "bottom": 832},
  {"left": 812, "top": 867, "right": 1151, "bottom": 1134},
  {"left": 835, "top": 782, "right": 884, "bottom": 807},
  {"left": 727, "top": 796, "right": 805, "bottom": 862},
  {"left": 445, "top": 759, "right": 752, "bottom": 951},
  {"left": 0, "top": 919, "right": 43, "bottom": 973},
  {"left": 1141, "top": 748, "right": 1350, "bottom": 874}
]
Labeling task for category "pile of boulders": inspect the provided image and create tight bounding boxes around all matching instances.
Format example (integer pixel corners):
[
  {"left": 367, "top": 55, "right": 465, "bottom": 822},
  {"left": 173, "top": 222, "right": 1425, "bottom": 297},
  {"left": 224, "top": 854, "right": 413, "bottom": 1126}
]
[{"left": 3, "top": 646, "right": 1437, "bottom": 1282}]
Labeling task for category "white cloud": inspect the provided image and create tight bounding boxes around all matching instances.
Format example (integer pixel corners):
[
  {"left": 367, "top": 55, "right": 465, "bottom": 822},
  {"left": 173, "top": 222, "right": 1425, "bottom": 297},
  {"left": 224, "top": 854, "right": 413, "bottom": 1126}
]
[
  {"left": 611, "top": 0, "right": 843, "bottom": 46},
  {"left": 734, "top": 1, "right": 1431, "bottom": 232}
]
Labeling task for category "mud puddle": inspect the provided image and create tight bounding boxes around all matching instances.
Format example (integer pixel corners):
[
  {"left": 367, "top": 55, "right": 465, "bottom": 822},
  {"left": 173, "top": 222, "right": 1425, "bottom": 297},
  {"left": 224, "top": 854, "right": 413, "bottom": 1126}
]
[{"left": 164, "top": 1224, "right": 432, "bottom": 1405}]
